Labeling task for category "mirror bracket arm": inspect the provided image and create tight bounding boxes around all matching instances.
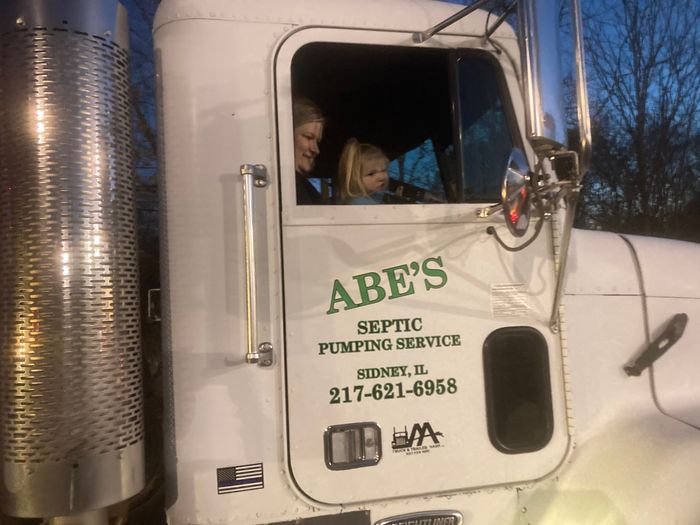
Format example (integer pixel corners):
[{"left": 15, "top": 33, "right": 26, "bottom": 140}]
[
  {"left": 412, "top": 0, "right": 492, "bottom": 43},
  {"left": 549, "top": 183, "right": 581, "bottom": 333}
]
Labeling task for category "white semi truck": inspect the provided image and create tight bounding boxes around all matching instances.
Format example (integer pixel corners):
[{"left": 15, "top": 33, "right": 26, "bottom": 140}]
[{"left": 2, "top": 0, "right": 699, "bottom": 524}]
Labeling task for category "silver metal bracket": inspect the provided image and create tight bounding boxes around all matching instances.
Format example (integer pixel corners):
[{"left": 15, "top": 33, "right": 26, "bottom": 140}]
[
  {"left": 476, "top": 203, "right": 502, "bottom": 218},
  {"left": 412, "top": 0, "right": 490, "bottom": 43},
  {"left": 257, "top": 342, "right": 274, "bottom": 367},
  {"left": 147, "top": 288, "right": 161, "bottom": 322},
  {"left": 245, "top": 342, "right": 273, "bottom": 367},
  {"left": 549, "top": 187, "right": 580, "bottom": 333},
  {"left": 241, "top": 163, "right": 268, "bottom": 188}
]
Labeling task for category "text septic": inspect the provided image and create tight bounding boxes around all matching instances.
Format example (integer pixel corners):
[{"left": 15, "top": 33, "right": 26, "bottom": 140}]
[{"left": 357, "top": 318, "right": 422, "bottom": 334}]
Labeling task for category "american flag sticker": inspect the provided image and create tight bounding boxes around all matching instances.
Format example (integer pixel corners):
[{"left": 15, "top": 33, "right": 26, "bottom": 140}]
[{"left": 216, "top": 463, "right": 264, "bottom": 495}]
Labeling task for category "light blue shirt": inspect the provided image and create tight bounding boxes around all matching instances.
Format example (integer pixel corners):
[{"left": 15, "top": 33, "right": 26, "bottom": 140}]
[{"left": 346, "top": 193, "right": 384, "bottom": 205}]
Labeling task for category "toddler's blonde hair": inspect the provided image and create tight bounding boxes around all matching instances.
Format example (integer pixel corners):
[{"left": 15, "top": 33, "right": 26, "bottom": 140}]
[{"left": 338, "top": 138, "right": 388, "bottom": 201}]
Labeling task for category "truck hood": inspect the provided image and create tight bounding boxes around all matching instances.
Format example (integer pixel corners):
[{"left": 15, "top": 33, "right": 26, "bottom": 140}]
[
  {"left": 565, "top": 228, "right": 700, "bottom": 299},
  {"left": 565, "top": 228, "right": 700, "bottom": 430}
]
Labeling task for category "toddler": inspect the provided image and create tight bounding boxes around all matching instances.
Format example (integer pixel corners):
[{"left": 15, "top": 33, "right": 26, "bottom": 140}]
[{"left": 338, "top": 138, "right": 389, "bottom": 204}]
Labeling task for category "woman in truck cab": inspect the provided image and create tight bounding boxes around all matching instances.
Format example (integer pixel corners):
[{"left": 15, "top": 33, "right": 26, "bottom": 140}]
[
  {"left": 293, "top": 97, "right": 325, "bottom": 204},
  {"left": 338, "top": 138, "right": 389, "bottom": 204}
]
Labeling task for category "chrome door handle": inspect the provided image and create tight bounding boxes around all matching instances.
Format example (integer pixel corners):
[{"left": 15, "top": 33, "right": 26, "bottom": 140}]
[{"left": 240, "top": 164, "right": 273, "bottom": 367}]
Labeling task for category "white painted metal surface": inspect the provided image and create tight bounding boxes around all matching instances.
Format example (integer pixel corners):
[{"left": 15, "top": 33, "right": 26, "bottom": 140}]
[
  {"left": 625, "top": 235, "right": 700, "bottom": 429},
  {"left": 153, "top": 0, "right": 700, "bottom": 524},
  {"left": 564, "top": 229, "right": 641, "bottom": 296},
  {"left": 282, "top": 220, "right": 568, "bottom": 501},
  {"left": 627, "top": 235, "right": 700, "bottom": 299},
  {"left": 154, "top": 0, "right": 510, "bottom": 37},
  {"left": 155, "top": 12, "right": 288, "bottom": 524},
  {"left": 548, "top": 229, "right": 700, "bottom": 524}
]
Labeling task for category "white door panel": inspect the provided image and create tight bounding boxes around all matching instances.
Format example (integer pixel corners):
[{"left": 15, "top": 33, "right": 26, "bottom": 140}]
[{"left": 282, "top": 221, "right": 569, "bottom": 502}]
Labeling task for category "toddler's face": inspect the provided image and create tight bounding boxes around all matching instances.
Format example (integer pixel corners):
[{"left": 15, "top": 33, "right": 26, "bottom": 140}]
[{"left": 361, "top": 157, "right": 389, "bottom": 194}]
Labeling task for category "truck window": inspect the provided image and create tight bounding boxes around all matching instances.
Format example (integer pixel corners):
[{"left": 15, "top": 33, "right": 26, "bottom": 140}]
[
  {"left": 290, "top": 43, "right": 515, "bottom": 205},
  {"left": 459, "top": 57, "right": 515, "bottom": 202},
  {"left": 388, "top": 139, "right": 446, "bottom": 203},
  {"left": 483, "top": 327, "right": 554, "bottom": 454}
]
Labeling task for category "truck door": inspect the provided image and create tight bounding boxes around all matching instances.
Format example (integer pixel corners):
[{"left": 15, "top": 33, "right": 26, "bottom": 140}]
[{"left": 275, "top": 29, "right": 571, "bottom": 504}]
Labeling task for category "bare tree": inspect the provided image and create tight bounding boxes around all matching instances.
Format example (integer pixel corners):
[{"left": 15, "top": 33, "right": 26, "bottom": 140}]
[
  {"left": 128, "top": 0, "right": 159, "bottom": 174},
  {"left": 123, "top": 2, "right": 167, "bottom": 524},
  {"left": 578, "top": 0, "right": 700, "bottom": 240}
]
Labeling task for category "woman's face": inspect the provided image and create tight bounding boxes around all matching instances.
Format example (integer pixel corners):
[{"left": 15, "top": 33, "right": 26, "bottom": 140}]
[
  {"left": 294, "top": 121, "right": 324, "bottom": 175},
  {"left": 361, "top": 157, "right": 389, "bottom": 194}
]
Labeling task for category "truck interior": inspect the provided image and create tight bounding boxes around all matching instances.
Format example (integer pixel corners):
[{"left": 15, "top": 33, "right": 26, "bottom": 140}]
[{"left": 290, "top": 42, "right": 519, "bottom": 204}]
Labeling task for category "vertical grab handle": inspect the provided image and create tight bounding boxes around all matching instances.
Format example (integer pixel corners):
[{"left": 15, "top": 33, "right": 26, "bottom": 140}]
[{"left": 240, "top": 164, "right": 273, "bottom": 367}]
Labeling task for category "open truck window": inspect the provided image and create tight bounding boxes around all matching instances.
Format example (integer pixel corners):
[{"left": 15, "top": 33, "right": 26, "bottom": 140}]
[{"left": 291, "top": 43, "right": 516, "bottom": 205}]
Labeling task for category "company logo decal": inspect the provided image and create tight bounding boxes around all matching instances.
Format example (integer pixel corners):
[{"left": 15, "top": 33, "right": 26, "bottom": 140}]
[
  {"left": 326, "top": 256, "right": 448, "bottom": 315},
  {"left": 391, "top": 422, "right": 444, "bottom": 455}
]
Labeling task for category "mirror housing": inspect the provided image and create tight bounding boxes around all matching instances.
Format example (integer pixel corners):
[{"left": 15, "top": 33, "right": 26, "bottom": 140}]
[
  {"left": 519, "top": 0, "right": 567, "bottom": 154},
  {"left": 570, "top": 0, "right": 592, "bottom": 177},
  {"left": 501, "top": 148, "right": 531, "bottom": 237},
  {"left": 519, "top": 0, "right": 592, "bottom": 177}
]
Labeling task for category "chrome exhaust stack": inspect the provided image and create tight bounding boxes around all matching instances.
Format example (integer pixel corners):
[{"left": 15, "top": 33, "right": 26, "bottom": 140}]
[{"left": 0, "top": 0, "right": 144, "bottom": 521}]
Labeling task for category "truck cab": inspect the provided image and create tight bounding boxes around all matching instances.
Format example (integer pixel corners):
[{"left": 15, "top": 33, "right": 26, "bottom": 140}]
[
  {"left": 154, "top": 1, "right": 574, "bottom": 523},
  {"left": 148, "top": 0, "right": 700, "bottom": 523}
]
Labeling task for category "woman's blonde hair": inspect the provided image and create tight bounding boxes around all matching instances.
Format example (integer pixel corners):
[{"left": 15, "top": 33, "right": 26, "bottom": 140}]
[
  {"left": 338, "top": 138, "right": 388, "bottom": 201},
  {"left": 293, "top": 97, "right": 325, "bottom": 128}
]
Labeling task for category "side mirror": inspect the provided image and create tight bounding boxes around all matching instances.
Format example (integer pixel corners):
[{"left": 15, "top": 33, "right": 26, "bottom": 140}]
[
  {"left": 519, "top": 0, "right": 567, "bottom": 154},
  {"left": 519, "top": 0, "right": 592, "bottom": 176},
  {"left": 501, "top": 148, "right": 531, "bottom": 237}
]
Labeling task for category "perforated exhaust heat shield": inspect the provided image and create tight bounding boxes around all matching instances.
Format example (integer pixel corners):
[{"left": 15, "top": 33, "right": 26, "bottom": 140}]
[{"left": 0, "top": 0, "right": 145, "bottom": 517}]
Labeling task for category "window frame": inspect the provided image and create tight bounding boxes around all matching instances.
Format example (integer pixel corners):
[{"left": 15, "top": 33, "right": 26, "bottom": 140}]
[{"left": 275, "top": 27, "right": 529, "bottom": 226}]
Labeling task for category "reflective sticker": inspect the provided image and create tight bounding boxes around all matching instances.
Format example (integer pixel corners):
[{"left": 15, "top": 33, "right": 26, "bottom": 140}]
[
  {"left": 490, "top": 283, "right": 530, "bottom": 317},
  {"left": 216, "top": 463, "right": 264, "bottom": 494}
]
